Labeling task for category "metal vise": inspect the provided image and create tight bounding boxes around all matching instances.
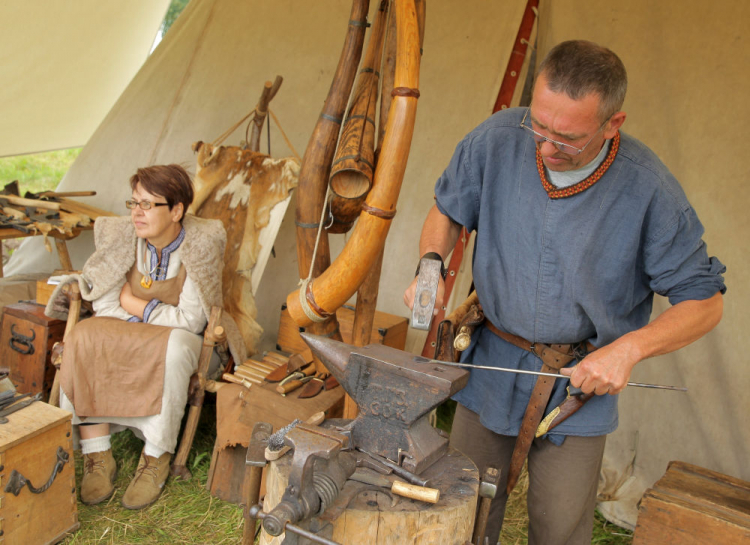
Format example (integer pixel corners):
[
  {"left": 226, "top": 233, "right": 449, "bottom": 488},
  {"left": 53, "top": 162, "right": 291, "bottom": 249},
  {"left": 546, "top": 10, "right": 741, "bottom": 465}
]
[
  {"left": 263, "top": 423, "right": 355, "bottom": 544},
  {"left": 300, "top": 333, "right": 469, "bottom": 474}
]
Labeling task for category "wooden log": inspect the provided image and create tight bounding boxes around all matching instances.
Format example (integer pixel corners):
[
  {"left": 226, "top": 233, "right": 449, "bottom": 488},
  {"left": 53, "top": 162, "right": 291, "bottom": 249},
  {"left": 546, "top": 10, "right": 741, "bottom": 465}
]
[
  {"left": 259, "top": 446, "right": 478, "bottom": 544},
  {"left": 249, "top": 76, "right": 283, "bottom": 153}
]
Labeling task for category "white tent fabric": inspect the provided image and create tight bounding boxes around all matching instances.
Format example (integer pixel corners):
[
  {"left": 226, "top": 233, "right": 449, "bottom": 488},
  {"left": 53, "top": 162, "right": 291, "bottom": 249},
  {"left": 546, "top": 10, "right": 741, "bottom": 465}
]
[
  {"left": 537, "top": 0, "right": 750, "bottom": 529},
  {"left": 0, "top": 0, "right": 170, "bottom": 157},
  {"left": 5, "top": 0, "right": 748, "bottom": 531}
]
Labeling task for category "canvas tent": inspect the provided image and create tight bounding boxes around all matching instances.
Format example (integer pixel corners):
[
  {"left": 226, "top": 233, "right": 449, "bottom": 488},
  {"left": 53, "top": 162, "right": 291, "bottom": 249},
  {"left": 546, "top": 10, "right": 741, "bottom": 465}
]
[
  {"left": 3, "top": 0, "right": 748, "bottom": 530},
  {"left": 0, "top": 1, "right": 171, "bottom": 157}
]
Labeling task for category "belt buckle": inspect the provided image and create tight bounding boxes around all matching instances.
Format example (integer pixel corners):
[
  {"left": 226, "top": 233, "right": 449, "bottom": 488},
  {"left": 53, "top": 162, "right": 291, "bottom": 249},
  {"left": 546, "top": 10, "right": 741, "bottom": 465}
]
[{"left": 529, "top": 342, "right": 539, "bottom": 357}]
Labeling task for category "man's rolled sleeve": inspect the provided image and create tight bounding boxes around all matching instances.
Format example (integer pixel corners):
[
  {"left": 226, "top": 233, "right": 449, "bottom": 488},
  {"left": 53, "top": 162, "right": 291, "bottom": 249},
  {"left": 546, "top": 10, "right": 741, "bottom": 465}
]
[{"left": 645, "top": 206, "right": 727, "bottom": 305}]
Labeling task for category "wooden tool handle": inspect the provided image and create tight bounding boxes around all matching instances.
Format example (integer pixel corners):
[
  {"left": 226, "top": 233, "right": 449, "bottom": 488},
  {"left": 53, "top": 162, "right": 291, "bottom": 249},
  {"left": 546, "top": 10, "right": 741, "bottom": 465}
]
[
  {"left": 391, "top": 481, "right": 440, "bottom": 504},
  {"left": 276, "top": 379, "right": 307, "bottom": 395}
]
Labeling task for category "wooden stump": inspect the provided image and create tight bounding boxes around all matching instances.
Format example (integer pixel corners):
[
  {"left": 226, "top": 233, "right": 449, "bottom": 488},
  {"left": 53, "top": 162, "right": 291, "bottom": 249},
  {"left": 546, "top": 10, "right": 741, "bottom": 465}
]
[{"left": 260, "top": 447, "right": 478, "bottom": 545}]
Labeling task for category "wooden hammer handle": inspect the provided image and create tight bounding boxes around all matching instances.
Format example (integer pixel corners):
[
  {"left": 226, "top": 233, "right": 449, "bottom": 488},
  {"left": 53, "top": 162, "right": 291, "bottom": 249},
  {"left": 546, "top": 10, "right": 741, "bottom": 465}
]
[{"left": 391, "top": 481, "right": 440, "bottom": 504}]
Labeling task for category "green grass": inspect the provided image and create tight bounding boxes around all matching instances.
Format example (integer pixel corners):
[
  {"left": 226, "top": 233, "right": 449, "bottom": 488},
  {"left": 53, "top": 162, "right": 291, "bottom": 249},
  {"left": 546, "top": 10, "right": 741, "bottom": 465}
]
[
  {"left": 63, "top": 404, "right": 246, "bottom": 544},
  {"left": 0, "top": 148, "right": 81, "bottom": 195}
]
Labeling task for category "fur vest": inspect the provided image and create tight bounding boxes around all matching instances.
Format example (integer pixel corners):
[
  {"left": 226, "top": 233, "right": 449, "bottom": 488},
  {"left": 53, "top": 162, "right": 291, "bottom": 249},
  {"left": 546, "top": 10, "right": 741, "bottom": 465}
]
[{"left": 46, "top": 214, "right": 247, "bottom": 364}]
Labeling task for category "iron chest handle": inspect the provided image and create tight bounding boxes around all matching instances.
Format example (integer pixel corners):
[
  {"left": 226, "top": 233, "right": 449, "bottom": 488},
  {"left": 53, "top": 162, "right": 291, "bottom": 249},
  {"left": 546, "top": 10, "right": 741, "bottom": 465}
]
[
  {"left": 9, "top": 324, "right": 35, "bottom": 355},
  {"left": 4, "top": 446, "right": 69, "bottom": 496}
]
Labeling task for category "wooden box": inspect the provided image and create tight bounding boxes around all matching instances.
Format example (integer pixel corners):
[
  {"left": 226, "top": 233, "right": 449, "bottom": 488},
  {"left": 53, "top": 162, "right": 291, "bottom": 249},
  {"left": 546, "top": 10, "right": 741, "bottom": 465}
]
[
  {"left": 277, "top": 304, "right": 408, "bottom": 355},
  {"left": 0, "top": 401, "right": 79, "bottom": 544},
  {"left": 1, "top": 302, "right": 65, "bottom": 401},
  {"left": 633, "top": 460, "right": 750, "bottom": 544}
]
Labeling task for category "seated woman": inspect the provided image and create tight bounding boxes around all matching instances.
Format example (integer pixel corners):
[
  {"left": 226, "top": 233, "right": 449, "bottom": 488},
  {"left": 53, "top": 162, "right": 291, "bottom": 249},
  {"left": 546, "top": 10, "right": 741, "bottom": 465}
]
[{"left": 57, "top": 164, "right": 243, "bottom": 509}]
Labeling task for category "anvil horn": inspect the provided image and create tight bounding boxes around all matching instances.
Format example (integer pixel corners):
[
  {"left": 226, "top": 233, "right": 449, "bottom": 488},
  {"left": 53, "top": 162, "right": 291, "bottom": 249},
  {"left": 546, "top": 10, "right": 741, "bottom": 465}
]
[{"left": 299, "top": 332, "right": 352, "bottom": 393}]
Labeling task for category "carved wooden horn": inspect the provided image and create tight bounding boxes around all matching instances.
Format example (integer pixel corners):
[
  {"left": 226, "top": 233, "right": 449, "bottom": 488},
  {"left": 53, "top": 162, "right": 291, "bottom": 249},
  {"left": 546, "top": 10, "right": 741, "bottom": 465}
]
[
  {"left": 328, "top": 0, "right": 389, "bottom": 234},
  {"left": 287, "top": 0, "right": 421, "bottom": 326}
]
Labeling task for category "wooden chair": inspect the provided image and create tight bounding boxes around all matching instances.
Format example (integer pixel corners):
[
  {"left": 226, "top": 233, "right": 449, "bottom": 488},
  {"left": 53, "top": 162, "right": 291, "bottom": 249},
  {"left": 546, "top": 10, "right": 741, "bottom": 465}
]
[{"left": 49, "top": 283, "right": 231, "bottom": 480}]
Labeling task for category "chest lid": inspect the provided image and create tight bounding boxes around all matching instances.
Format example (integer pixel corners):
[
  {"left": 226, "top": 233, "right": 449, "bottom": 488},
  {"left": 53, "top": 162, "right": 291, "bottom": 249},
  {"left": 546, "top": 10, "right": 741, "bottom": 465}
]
[
  {"left": 2, "top": 302, "right": 64, "bottom": 327},
  {"left": 0, "top": 400, "right": 71, "bottom": 452}
]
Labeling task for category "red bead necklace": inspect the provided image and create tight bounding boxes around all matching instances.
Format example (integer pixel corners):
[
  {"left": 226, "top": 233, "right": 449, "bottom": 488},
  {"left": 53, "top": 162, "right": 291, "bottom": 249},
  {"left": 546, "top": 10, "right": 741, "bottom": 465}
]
[{"left": 536, "top": 132, "right": 620, "bottom": 199}]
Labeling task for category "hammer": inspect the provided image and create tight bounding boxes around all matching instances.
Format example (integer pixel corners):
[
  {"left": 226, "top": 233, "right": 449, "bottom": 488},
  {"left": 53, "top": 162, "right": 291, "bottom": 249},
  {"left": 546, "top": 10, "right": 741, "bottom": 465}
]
[{"left": 410, "top": 253, "right": 445, "bottom": 330}]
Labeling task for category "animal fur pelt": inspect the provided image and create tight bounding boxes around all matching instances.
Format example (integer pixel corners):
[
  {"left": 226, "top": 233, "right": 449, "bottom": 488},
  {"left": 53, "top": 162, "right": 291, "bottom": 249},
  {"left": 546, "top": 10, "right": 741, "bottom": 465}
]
[
  {"left": 190, "top": 141, "right": 299, "bottom": 349},
  {"left": 45, "top": 214, "right": 249, "bottom": 363}
]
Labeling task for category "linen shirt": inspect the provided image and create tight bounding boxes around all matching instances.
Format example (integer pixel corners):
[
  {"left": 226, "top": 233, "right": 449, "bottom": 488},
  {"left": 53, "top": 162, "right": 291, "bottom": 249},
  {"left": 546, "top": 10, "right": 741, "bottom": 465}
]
[{"left": 435, "top": 108, "right": 726, "bottom": 441}]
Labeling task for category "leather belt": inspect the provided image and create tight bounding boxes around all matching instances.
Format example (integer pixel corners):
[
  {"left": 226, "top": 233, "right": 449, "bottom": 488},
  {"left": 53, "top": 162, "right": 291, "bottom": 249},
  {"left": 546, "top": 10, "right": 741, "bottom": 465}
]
[{"left": 484, "top": 320, "right": 596, "bottom": 494}]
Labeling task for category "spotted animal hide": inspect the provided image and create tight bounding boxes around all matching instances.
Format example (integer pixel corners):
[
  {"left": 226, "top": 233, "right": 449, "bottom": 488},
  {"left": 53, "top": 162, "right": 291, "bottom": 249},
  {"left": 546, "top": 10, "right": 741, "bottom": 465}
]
[{"left": 190, "top": 141, "right": 300, "bottom": 353}]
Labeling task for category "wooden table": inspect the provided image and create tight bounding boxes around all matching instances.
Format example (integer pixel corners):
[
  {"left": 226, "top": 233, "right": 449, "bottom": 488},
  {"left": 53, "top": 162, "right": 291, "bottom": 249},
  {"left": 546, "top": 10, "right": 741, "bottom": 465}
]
[{"left": 0, "top": 226, "right": 91, "bottom": 277}]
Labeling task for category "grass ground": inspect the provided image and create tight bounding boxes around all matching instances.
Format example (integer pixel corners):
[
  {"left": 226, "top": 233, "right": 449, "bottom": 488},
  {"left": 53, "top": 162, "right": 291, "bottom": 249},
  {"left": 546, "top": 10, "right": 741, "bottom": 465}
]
[{"left": 0, "top": 148, "right": 81, "bottom": 195}]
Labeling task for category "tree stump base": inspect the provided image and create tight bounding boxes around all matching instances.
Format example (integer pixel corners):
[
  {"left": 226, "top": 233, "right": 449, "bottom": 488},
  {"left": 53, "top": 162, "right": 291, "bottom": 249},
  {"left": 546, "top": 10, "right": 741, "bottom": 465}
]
[{"left": 260, "top": 447, "right": 478, "bottom": 544}]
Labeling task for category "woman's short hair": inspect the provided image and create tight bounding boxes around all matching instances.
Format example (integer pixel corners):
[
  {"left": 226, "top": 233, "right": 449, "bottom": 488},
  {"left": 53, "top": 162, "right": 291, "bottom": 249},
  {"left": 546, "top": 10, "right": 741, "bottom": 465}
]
[
  {"left": 129, "top": 164, "right": 194, "bottom": 220},
  {"left": 537, "top": 40, "right": 628, "bottom": 121}
]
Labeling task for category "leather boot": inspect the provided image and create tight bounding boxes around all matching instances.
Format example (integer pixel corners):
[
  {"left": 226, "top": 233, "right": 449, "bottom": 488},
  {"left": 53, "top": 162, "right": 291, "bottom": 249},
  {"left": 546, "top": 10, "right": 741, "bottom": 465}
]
[
  {"left": 121, "top": 451, "right": 171, "bottom": 510},
  {"left": 81, "top": 449, "right": 117, "bottom": 505}
]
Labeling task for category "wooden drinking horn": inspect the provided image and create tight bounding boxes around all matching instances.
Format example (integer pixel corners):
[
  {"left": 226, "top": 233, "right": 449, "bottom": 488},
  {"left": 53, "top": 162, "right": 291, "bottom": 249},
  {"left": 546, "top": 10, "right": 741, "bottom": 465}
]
[
  {"left": 328, "top": 0, "right": 389, "bottom": 234},
  {"left": 293, "top": 0, "right": 370, "bottom": 372},
  {"left": 287, "top": 0, "right": 422, "bottom": 327}
]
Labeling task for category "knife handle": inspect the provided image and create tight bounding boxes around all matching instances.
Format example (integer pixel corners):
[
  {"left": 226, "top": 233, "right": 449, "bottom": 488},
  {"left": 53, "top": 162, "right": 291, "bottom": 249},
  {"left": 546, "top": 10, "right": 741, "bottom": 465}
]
[{"left": 276, "top": 379, "right": 306, "bottom": 395}]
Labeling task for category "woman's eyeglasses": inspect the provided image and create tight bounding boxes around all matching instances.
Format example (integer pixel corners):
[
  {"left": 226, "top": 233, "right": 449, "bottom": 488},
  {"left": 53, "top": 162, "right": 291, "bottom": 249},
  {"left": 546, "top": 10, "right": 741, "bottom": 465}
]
[{"left": 125, "top": 199, "right": 169, "bottom": 210}]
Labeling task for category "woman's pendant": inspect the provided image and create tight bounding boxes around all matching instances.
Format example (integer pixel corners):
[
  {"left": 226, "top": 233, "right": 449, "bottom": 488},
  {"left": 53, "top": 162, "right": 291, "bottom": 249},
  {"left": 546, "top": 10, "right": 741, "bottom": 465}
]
[{"left": 140, "top": 274, "right": 153, "bottom": 289}]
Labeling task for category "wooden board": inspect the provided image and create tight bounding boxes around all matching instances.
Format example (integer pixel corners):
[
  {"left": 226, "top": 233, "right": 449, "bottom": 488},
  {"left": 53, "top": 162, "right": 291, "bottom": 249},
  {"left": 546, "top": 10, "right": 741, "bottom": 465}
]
[
  {"left": 206, "top": 380, "right": 344, "bottom": 504},
  {"left": 260, "top": 446, "right": 478, "bottom": 545},
  {"left": 633, "top": 461, "right": 750, "bottom": 544},
  {"left": 277, "top": 304, "right": 407, "bottom": 355},
  {"left": 0, "top": 401, "right": 78, "bottom": 544}
]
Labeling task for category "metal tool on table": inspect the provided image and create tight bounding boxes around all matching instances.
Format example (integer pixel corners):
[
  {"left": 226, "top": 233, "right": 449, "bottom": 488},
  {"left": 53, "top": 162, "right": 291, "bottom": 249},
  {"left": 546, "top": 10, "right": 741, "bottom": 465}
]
[
  {"left": 243, "top": 422, "right": 273, "bottom": 545},
  {"left": 301, "top": 333, "right": 468, "bottom": 474},
  {"left": 472, "top": 466, "right": 500, "bottom": 545},
  {"left": 349, "top": 468, "right": 441, "bottom": 504},
  {"left": 411, "top": 254, "right": 443, "bottom": 330},
  {"left": 259, "top": 423, "right": 356, "bottom": 545},
  {"left": 276, "top": 363, "right": 317, "bottom": 395},
  {"left": 0, "top": 393, "right": 42, "bottom": 423},
  {"left": 265, "top": 353, "right": 308, "bottom": 383},
  {"left": 248, "top": 506, "right": 342, "bottom": 545}
]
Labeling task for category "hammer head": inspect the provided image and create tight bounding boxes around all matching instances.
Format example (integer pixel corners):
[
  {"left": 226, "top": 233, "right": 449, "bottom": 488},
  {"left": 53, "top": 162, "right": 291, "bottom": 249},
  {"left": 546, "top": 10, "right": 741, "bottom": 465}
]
[
  {"left": 411, "top": 256, "right": 442, "bottom": 330},
  {"left": 300, "top": 333, "right": 469, "bottom": 474}
]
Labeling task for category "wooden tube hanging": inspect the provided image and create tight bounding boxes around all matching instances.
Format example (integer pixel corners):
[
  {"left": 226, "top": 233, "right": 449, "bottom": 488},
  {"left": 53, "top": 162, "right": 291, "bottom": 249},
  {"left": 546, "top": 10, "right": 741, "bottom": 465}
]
[
  {"left": 287, "top": 0, "right": 421, "bottom": 326},
  {"left": 328, "top": 0, "right": 389, "bottom": 234}
]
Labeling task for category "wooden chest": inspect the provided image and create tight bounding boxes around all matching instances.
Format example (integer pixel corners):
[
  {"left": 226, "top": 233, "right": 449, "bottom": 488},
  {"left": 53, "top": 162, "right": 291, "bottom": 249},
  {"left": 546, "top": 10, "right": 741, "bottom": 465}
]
[
  {"left": 0, "top": 400, "right": 78, "bottom": 544},
  {"left": 1, "top": 302, "right": 65, "bottom": 401},
  {"left": 277, "top": 304, "right": 408, "bottom": 356},
  {"left": 633, "top": 460, "right": 750, "bottom": 544}
]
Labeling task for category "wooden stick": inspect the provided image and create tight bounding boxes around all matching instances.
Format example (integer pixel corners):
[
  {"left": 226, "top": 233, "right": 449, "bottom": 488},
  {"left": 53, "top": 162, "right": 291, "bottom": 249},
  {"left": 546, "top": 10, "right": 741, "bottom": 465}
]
[
  {"left": 0, "top": 195, "right": 60, "bottom": 210},
  {"left": 391, "top": 480, "right": 440, "bottom": 504},
  {"left": 172, "top": 308, "right": 224, "bottom": 479},
  {"left": 48, "top": 282, "right": 81, "bottom": 407}
]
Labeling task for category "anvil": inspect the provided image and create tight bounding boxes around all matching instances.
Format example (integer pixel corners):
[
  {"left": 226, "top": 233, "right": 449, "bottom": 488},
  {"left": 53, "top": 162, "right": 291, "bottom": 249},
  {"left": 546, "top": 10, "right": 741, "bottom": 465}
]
[{"left": 300, "top": 333, "right": 469, "bottom": 474}]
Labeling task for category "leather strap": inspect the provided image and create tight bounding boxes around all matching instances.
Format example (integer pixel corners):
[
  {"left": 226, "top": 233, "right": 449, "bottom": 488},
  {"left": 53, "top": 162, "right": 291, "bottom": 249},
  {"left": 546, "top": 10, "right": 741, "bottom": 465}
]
[{"left": 484, "top": 320, "right": 595, "bottom": 494}]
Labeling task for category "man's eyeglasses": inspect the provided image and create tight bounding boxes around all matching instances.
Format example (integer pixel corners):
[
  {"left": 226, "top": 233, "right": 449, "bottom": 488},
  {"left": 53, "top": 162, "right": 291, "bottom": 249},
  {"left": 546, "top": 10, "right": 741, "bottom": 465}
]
[
  {"left": 519, "top": 107, "right": 609, "bottom": 155},
  {"left": 125, "top": 199, "right": 169, "bottom": 210}
]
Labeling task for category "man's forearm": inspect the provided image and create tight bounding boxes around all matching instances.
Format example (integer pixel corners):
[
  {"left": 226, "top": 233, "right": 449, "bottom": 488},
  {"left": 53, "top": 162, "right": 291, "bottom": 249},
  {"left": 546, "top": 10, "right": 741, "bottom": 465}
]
[
  {"left": 624, "top": 292, "right": 724, "bottom": 361},
  {"left": 566, "top": 292, "right": 724, "bottom": 395},
  {"left": 419, "top": 204, "right": 462, "bottom": 260}
]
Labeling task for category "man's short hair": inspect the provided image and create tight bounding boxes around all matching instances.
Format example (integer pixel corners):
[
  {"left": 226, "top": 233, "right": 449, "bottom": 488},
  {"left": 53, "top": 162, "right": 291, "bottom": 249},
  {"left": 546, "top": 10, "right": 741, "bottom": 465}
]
[
  {"left": 129, "top": 164, "right": 194, "bottom": 221},
  {"left": 537, "top": 40, "right": 627, "bottom": 121}
]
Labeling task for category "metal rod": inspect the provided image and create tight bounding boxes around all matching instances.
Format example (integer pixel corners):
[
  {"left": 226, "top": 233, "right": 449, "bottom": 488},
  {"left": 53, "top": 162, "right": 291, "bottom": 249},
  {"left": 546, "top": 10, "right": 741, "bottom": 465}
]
[
  {"left": 431, "top": 361, "right": 687, "bottom": 391},
  {"left": 248, "top": 505, "right": 342, "bottom": 545}
]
